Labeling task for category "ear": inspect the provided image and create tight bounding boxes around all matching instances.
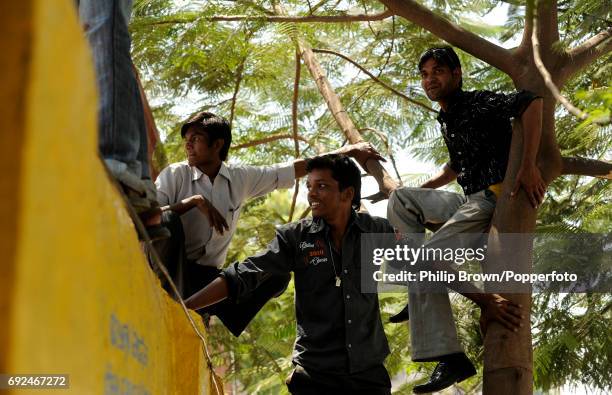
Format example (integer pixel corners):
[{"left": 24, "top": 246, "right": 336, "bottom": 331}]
[
  {"left": 452, "top": 67, "right": 462, "bottom": 81},
  {"left": 341, "top": 186, "right": 355, "bottom": 205},
  {"left": 212, "top": 138, "right": 224, "bottom": 155}
]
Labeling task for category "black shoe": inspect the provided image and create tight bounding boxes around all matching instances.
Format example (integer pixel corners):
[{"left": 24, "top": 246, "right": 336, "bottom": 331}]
[
  {"left": 413, "top": 353, "right": 476, "bottom": 393},
  {"left": 389, "top": 304, "right": 409, "bottom": 323}
]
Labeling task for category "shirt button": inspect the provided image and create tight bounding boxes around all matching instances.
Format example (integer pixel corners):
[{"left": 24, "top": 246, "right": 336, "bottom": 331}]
[
  {"left": 458, "top": 151, "right": 462, "bottom": 155},
  {"left": 451, "top": 134, "right": 455, "bottom": 137},
  {"left": 461, "top": 167, "right": 465, "bottom": 171},
  {"left": 348, "top": 319, "right": 352, "bottom": 324},
  {"left": 344, "top": 269, "right": 348, "bottom": 274},
  {"left": 348, "top": 344, "right": 352, "bottom": 348},
  {"left": 346, "top": 295, "right": 351, "bottom": 299}
]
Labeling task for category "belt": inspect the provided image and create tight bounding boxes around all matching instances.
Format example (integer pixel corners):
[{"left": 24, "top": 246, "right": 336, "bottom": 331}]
[{"left": 487, "top": 182, "right": 502, "bottom": 198}]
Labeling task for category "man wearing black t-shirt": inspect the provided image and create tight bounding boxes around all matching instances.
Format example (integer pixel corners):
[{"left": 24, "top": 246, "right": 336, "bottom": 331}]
[
  {"left": 387, "top": 47, "right": 545, "bottom": 393},
  {"left": 185, "top": 155, "right": 393, "bottom": 394}
]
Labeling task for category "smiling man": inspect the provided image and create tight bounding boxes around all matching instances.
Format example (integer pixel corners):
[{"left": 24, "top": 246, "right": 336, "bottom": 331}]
[
  {"left": 154, "top": 112, "right": 382, "bottom": 336},
  {"left": 386, "top": 46, "right": 543, "bottom": 393},
  {"left": 185, "top": 154, "right": 393, "bottom": 394}
]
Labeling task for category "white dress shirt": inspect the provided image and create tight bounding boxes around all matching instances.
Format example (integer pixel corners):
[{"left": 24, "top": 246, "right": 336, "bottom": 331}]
[{"left": 155, "top": 161, "right": 295, "bottom": 268}]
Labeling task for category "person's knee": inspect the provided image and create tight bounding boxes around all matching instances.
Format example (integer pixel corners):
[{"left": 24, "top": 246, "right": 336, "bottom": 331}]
[{"left": 387, "top": 187, "right": 414, "bottom": 217}]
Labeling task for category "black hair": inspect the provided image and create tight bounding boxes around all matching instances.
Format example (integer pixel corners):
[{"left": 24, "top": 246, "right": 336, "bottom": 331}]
[
  {"left": 306, "top": 154, "right": 361, "bottom": 210},
  {"left": 418, "top": 46, "right": 463, "bottom": 88},
  {"left": 181, "top": 112, "right": 232, "bottom": 161}
]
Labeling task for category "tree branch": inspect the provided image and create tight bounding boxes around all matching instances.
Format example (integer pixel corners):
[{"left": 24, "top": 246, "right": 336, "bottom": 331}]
[
  {"left": 229, "top": 58, "right": 247, "bottom": 127},
  {"left": 138, "top": 10, "right": 393, "bottom": 27},
  {"left": 518, "top": 0, "right": 534, "bottom": 55},
  {"left": 561, "top": 157, "right": 612, "bottom": 179},
  {"left": 289, "top": 49, "right": 302, "bottom": 222},
  {"left": 535, "top": 0, "right": 559, "bottom": 53},
  {"left": 563, "top": 27, "right": 612, "bottom": 79},
  {"left": 233, "top": 134, "right": 307, "bottom": 149},
  {"left": 378, "top": 0, "right": 515, "bottom": 75},
  {"left": 532, "top": 15, "right": 608, "bottom": 125},
  {"left": 274, "top": 2, "right": 398, "bottom": 197},
  {"left": 359, "top": 127, "right": 403, "bottom": 185},
  {"left": 312, "top": 48, "right": 435, "bottom": 112}
]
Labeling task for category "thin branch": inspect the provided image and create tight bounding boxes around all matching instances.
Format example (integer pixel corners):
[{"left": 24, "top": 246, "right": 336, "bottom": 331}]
[
  {"left": 229, "top": 58, "right": 247, "bottom": 127},
  {"left": 378, "top": 0, "right": 515, "bottom": 75},
  {"left": 359, "top": 127, "right": 403, "bottom": 186},
  {"left": 531, "top": 13, "right": 608, "bottom": 125},
  {"left": 563, "top": 27, "right": 612, "bottom": 79},
  {"left": 308, "top": 0, "right": 330, "bottom": 15},
  {"left": 312, "top": 48, "right": 435, "bottom": 112},
  {"left": 560, "top": 157, "right": 612, "bottom": 179},
  {"left": 289, "top": 49, "right": 302, "bottom": 222},
  {"left": 139, "top": 10, "right": 393, "bottom": 27},
  {"left": 233, "top": 134, "right": 308, "bottom": 149}
]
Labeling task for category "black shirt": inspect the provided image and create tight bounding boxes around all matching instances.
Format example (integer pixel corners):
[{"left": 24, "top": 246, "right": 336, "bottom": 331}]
[
  {"left": 437, "top": 89, "right": 539, "bottom": 195},
  {"left": 222, "top": 212, "right": 391, "bottom": 374}
]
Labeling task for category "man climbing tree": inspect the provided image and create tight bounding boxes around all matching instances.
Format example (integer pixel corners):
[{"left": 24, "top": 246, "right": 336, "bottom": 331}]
[{"left": 386, "top": 46, "right": 543, "bottom": 394}]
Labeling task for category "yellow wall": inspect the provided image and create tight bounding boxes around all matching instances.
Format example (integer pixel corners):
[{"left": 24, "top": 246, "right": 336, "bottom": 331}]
[{"left": 0, "top": 1, "right": 219, "bottom": 393}]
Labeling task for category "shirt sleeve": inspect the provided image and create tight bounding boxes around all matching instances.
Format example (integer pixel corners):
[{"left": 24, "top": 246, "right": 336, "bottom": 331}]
[
  {"left": 446, "top": 160, "right": 461, "bottom": 174},
  {"left": 476, "top": 90, "right": 540, "bottom": 120},
  {"left": 221, "top": 226, "right": 295, "bottom": 303},
  {"left": 236, "top": 163, "right": 296, "bottom": 200},
  {"left": 154, "top": 165, "right": 183, "bottom": 206}
]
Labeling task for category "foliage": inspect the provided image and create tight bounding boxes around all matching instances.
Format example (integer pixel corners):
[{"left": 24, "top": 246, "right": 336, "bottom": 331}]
[{"left": 131, "top": 0, "right": 611, "bottom": 392}]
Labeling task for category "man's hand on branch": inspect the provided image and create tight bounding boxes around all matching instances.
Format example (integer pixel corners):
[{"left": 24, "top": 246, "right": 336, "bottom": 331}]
[
  {"left": 337, "top": 142, "right": 386, "bottom": 169},
  {"left": 478, "top": 293, "right": 523, "bottom": 336},
  {"left": 511, "top": 164, "right": 546, "bottom": 208}
]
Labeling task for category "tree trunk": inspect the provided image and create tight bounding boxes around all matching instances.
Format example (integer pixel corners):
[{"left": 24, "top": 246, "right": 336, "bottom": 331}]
[{"left": 376, "top": 0, "right": 612, "bottom": 392}]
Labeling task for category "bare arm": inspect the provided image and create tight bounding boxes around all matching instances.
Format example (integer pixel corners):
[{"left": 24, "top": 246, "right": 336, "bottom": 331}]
[
  {"left": 420, "top": 163, "right": 458, "bottom": 189},
  {"left": 184, "top": 276, "right": 229, "bottom": 310},
  {"left": 161, "top": 195, "right": 200, "bottom": 215},
  {"left": 511, "top": 98, "right": 546, "bottom": 208},
  {"left": 161, "top": 195, "right": 229, "bottom": 234}
]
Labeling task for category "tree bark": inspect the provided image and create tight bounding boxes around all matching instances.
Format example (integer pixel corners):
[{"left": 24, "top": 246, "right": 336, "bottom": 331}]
[
  {"left": 560, "top": 27, "right": 612, "bottom": 82},
  {"left": 561, "top": 157, "right": 612, "bottom": 179}
]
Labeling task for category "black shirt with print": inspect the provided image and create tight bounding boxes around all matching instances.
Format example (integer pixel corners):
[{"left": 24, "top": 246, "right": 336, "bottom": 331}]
[
  {"left": 437, "top": 89, "right": 539, "bottom": 195},
  {"left": 221, "top": 212, "right": 392, "bottom": 374}
]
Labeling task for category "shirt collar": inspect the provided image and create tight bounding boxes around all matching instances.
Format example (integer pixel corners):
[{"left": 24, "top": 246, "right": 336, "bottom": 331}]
[
  {"left": 190, "top": 162, "right": 232, "bottom": 182},
  {"left": 307, "top": 210, "right": 367, "bottom": 234}
]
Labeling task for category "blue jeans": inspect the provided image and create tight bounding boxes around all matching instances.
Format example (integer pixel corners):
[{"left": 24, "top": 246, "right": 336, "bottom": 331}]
[{"left": 78, "top": 0, "right": 150, "bottom": 181}]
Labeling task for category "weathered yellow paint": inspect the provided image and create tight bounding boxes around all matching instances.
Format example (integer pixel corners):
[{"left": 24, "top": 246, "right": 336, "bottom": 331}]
[{"left": 1, "top": 1, "right": 219, "bottom": 394}]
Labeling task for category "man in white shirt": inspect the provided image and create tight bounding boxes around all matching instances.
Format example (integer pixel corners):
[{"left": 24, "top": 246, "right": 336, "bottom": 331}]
[{"left": 155, "top": 111, "right": 382, "bottom": 335}]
